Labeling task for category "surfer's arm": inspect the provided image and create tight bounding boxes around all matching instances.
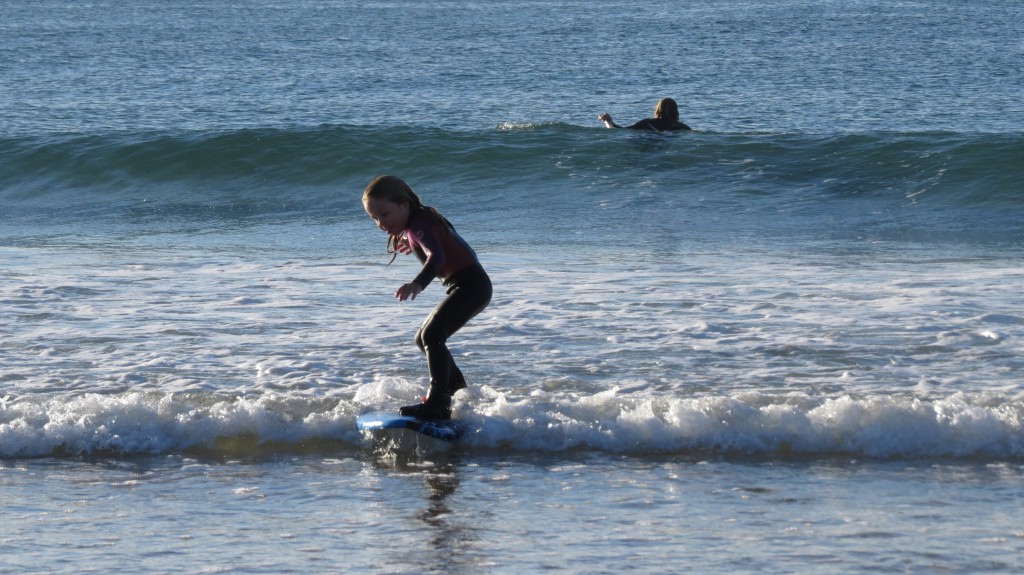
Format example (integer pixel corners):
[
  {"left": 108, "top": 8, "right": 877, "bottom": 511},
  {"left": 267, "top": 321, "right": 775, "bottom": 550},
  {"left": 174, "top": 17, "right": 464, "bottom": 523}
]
[
  {"left": 391, "top": 233, "right": 424, "bottom": 301},
  {"left": 598, "top": 112, "right": 621, "bottom": 128},
  {"left": 408, "top": 220, "right": 446, "bottom": 290}
]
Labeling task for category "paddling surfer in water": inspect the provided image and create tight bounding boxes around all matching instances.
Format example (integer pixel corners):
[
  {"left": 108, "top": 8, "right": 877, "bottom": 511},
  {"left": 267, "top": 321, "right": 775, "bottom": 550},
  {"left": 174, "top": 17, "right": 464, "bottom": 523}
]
[
  {"left": 362, "top": 175, "right": 492, "bottom": 420},
  {"left": 598, "top": 97, "right": 692, "bottom": 131}
]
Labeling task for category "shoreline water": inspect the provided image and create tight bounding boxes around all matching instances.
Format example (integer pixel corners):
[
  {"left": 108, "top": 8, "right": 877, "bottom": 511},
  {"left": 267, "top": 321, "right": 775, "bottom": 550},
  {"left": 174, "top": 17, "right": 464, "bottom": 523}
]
[{"left": 4, "top": 450, "right": 1023, "bottom": 574}]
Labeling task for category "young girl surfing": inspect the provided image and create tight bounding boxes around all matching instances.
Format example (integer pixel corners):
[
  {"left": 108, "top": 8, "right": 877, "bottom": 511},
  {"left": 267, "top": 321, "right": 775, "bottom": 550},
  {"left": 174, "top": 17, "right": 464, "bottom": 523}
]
[{"left": 362, "top": 175, "right": 492, "bottom": 420}]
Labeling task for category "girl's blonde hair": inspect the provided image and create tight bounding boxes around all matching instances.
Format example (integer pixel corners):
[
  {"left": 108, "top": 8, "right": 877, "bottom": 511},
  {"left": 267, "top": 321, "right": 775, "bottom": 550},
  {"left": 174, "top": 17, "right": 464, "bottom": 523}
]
[
  {"left": 654, "top": 98, "right": 680, "bottom": 123},
  {"left": 362, "top": 175, "right": 451, "bottom": 264}
]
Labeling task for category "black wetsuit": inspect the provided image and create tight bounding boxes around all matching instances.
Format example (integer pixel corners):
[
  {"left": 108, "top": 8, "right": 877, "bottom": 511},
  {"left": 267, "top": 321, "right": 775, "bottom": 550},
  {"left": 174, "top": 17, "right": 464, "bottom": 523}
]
[
  {"left": 628, "top": 117, "right": 692, "bottom": 132},
  {"left": 405, "top": 211, "right": 492, "bottom": 399}
]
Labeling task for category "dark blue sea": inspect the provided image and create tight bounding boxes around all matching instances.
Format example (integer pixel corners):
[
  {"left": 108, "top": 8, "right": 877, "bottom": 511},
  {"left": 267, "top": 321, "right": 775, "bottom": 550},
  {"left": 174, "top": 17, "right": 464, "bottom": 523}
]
[{"left": 2, "top": 1, "right": 1024, "bottom": 573}]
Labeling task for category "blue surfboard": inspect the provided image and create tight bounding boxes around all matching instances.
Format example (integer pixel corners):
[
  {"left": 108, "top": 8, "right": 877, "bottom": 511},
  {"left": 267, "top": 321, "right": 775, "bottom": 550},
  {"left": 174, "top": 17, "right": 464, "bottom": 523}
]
[{"left": 356, "top": 411, "right": 460, "bottom": 442}]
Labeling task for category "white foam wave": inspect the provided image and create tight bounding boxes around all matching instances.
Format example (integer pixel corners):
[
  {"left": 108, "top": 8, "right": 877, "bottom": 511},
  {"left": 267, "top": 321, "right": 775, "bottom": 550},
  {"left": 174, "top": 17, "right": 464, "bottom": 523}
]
[{"left": 2, "top": 386, "right": 1021, "bottom": 460}]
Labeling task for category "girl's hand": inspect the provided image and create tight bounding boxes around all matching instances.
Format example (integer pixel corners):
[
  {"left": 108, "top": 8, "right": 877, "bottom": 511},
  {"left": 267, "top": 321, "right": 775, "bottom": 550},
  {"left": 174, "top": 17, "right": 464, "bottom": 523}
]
[
  {"left": 395, "top": 282, "right": 422, "bottom": 301},
  {"left": 393, "top": 237, "right": 413, "bottom": 254},
  {"left": 394, "top": 236, "right": 414, "bottom": 255}
]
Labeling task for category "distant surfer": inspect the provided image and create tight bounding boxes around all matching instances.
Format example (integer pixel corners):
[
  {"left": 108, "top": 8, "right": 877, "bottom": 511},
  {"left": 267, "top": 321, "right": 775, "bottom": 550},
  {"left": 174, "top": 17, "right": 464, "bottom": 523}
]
[
  {"left": 362, "top": 175, "right": 492, "bottom": 421},
  {"left": 598, "top": 97, "right": 692, "bottom": 131}
]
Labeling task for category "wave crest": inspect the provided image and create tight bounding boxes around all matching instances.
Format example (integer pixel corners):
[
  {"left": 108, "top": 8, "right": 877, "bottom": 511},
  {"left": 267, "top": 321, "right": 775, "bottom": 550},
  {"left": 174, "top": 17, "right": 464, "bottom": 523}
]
[{"left": 2, "top": 389, "right": 1021, "bottom": 460}]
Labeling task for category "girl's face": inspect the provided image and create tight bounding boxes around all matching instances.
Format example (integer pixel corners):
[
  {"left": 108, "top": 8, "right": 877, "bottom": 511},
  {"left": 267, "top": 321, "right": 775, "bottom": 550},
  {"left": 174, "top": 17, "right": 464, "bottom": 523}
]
[{"left": 363, "top": 197, "right": 410, "bottom": 236}]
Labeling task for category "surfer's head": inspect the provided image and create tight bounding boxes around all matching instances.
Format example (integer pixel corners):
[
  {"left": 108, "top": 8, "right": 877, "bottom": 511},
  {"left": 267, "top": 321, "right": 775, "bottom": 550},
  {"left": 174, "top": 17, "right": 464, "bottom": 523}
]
[
  {"left": 363, "top": 175, "right": 417, "bottom": 211},
  {"left": 363, "top": 175, "right": 416, "bottom": 236},
  {"left": 654, "top": 98, "right": 680, "bottom": 123},
  {"left": 362, "top": 175, "right": 450, "bottom": 264}
]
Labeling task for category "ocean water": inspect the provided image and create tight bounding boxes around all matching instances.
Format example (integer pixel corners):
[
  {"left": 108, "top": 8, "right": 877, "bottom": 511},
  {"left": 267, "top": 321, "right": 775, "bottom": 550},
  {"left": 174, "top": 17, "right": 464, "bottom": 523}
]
[{"left": 2, "top": 0, "right": 1024, "bottom": 573}]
